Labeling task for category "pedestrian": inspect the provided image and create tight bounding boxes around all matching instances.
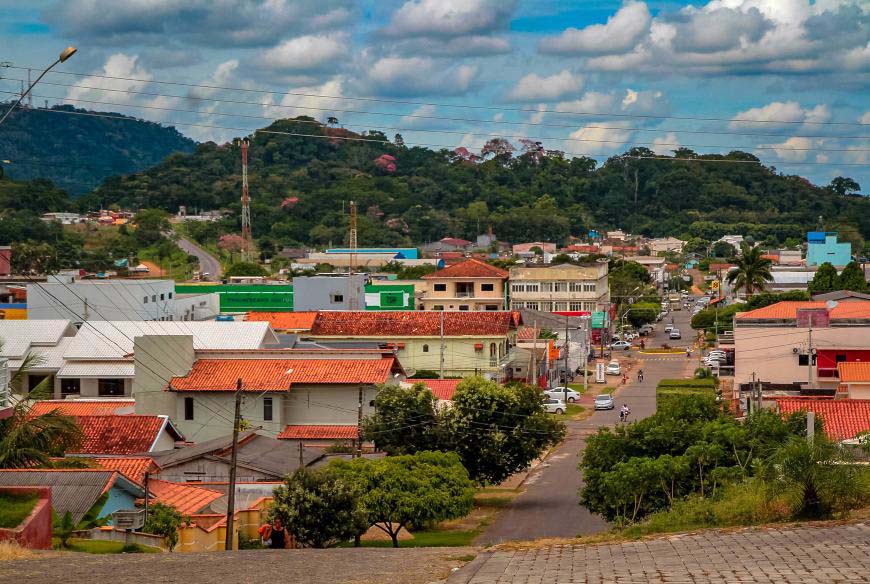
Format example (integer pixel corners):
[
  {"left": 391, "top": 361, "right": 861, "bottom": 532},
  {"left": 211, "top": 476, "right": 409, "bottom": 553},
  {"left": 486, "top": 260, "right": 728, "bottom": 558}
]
[{"left": 259, "top": 517, "right": 290, "bottom": 549}]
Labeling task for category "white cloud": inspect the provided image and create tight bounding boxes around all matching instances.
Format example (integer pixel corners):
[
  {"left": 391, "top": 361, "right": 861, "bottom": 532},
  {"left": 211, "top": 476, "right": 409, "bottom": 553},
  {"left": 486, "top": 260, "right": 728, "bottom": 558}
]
[
  {"left": 652, "top": 132, "right": 680, "bottom": 155},
  {"left": 385, "top": 0, "right": 516, "bottom": 38},
  {"left": 554, "top": 92, "right": 618, "bottom": 114},
  {"left": 261, "top": 78, "right": 346, "bottom": 121},
  {"left": 764, "top": 136, "right": 816, "bottom": 162},
  {"left": 530, "top": 104, "right": 547, "bottom": 124},
  {"left": 730, "top": 101, "right": 830, "bottom": 128},
  {"left": 569, "top": 121, "right": 634, "bottom": 155},
  {"left": 259, "top": 35, "right": 348, "bottom": 73},
  {"left": 860, "top": 112, "right": 870, "bottom": 124},
  {"left": 507, "top": 70, "right": 583, "bottom": 102},
  {"left": 67, "top": 53, "right": 153, "bottom": 106},
  {"left": 400, "top": 104, "right": 437, "bottom": 127},
  {"left": 363, "top": 57, "right": 478, "bottom": 97},
  {"left": 538, "top": 1, "right": 652, "bottom": 55}
]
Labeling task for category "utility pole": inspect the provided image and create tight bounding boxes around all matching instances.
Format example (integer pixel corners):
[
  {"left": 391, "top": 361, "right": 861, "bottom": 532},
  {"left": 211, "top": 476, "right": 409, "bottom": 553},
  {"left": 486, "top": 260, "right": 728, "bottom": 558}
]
[
  {"left": 224, "top": 378, "right": 243, "bottom": 552},
  {"left": 563, "top": 314, "right": 569, "bottom": 405},
  {"left": 530, "top": 320, "right": 538, "bottom": 386},
  {"left": 143, "top": 471, "right": 150, "bottom": 523},
  {"left": 807, "top": 316, "right": 814, "bottom": 388},
  {"left": 439, "top": 311, "right": 445, "bottom": 379},
  {"left": 355, "top": 383, "right": 363, "bottom": 458},
  {"left": 298, "top": 442, "right": 304, "bottom": 468}
]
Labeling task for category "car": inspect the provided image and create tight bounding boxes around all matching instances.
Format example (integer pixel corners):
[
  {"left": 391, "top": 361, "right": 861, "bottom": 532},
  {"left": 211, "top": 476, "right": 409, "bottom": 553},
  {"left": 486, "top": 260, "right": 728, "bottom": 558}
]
[
  {"left": 594, "top": 394, "right": 615, "bottom": 410},
  {"left": 664, "top": 324, "right": 675, "bottom": 333},
  {"left": 202, "top": 272, "right": 210, "bottom": 277},
  {"left": 610, "top": 340, "right": 632, "bottom": 350},
  {"left": 545, "top": 387, "right": 581, "bottom": 403},
  {"left": 669, "top": 329, "right": 682, "bottom": 339},
  {"left": 707, "top": 350, "right": 726, "bottom": 356},
  {"left": 543, "top": 398, "right": 566, "bottom": 415},
  {"left": 639, "top": 324, "right": 655, "bottom": 335},
  {"left": 606, "top": 360, "right": 621, "bottom": 375}
]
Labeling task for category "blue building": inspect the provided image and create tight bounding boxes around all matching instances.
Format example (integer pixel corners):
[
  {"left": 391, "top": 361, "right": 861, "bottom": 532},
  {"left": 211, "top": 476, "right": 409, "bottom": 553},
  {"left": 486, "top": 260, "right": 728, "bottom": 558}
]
[
  {"left": 325, "top": 247, "right": 419, "bottom": 259},
  {"left": 806, "top": 232, "right": 851, "bottom": 267}
]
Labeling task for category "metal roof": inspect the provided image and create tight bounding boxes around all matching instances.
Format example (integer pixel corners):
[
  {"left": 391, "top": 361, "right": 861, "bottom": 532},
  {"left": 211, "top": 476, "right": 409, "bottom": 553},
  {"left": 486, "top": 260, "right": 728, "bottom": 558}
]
[
  {"left": 64, "top": 321, "right": 279, "bottom": 360},
  {"left": 7, "top": 336, "right": 74, "bottom": 371},
  {"left": 0, "top": 320, "right": 75, "bottom": 359},
  {"left": 57, "top": 361, "right": 135, "bottom": 378}
]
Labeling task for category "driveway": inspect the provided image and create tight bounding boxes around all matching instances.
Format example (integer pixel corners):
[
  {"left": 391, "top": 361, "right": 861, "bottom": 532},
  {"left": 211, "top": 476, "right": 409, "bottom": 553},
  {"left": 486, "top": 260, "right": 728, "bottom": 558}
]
[
  {"left": 177, "top": 237, "right": 222, "bottom": 279},
  {"left": 477, "top": 303, "right": 699, "bottom": 545}
]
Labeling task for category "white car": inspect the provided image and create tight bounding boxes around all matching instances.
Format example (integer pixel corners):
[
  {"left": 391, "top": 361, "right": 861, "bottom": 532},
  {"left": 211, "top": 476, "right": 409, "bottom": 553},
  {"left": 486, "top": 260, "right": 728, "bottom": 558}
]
[
  {"left": 664, "top": 324, "right": 675, "bottom": 333},
  {"left": 610, "top": 340, "right": 632, "bottom": 351},
  {"left": 545, "top": 387, "right": 581, "bottom": 403},
  {"left": 606, "top": 360, "right": 621, "bottom": 375},
  {"left": 594, "top": 394, "right": 615, "bottom": 410},
  {"left": 543, "top": 398, "right": 566, "bottom": 415},
  {"left": 669, "top": 329, "right": 682, "bottom": 340}
]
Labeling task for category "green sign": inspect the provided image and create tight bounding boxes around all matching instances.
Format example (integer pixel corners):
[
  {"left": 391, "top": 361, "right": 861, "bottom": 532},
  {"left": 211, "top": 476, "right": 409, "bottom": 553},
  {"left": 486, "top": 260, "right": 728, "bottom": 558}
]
[{"left": 176, "top": 283, "right": 415, "bottom": 312}]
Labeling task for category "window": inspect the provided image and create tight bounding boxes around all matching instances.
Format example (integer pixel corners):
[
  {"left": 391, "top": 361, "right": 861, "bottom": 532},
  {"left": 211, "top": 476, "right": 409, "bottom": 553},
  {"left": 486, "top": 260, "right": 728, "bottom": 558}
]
[
  {"left": 263, "top": 397, "right": 273, "bottom": 421},
  {"left": 569, "top": 302, "right": 583, "bottom": 311},
  {"left": 151, "top": 295, "right": 157, "bottom": 302},
  {"left": 160, "top": 293, "right": 165, "bottom": 301},
  {"left": 526, "top": 283, "right": 540, "bottom": 293},
  {"left": 553, "top": 282, "right": 567, "bottom": 293},
  {"left": 28, "top": 375, "right": 48, "bottom": 392},
  {"left": 569, "top": 282, "right": 583, "bottom": 292},
  {"left": 61, "top": 378, "right": 81, "bottom": 395},
  {"left": 143, "top": 296, "right": 148, "bottom": 304},
  {"left": 798, "top": 354, "right": 809, "bottom": 366},
  {"left": 168, "top": 292, "right": 173, "bottom": 299},
  {"left": 481, "top": 283, "right": 494, "bottom": 292},
  {"left": 511, "top": 283, "right": 525, "bottom": 293},
  {"left": 330, "top": 293, "right": 344, "bottom": 303},
  {"left": 434, "top": 283, "right": 447, "bottom": 292},
  {"left": 490, "top": 343, "right": 497, "bottom": 366},
  {"left": 423, "top": 344, "right": 429, "bottom": 352},
  {"left": 583, "top": 283, "right": 596, "bottom": 292},
  {"left": 541, "top": 282, "right": 553, "bottom": 293},
  {"left": 511, "top": 302, "right": 523, "bottom": 310},
  {"left": 525, "top": 302, "right": 540, "bottom": 310},
  {"left": 485, "top": 305, "right": 499, "bottom": 311},
  {"left": 98, "top": 378, "right": 125, "bottom": 396},
  {"left": 554, "top": 302, "right": 567, "bottom": 311},
  {"left": 432, "top": 305, "right": 444, "bottom": 311},
  {"left": 184, "top": 397, "right": 194, "bottom": 420},
  {"left": 583, "top": 302, "right": 595, "bottom": 311},
  {"left": 459, "top": 305, "right": 469, "bottom": 311}
]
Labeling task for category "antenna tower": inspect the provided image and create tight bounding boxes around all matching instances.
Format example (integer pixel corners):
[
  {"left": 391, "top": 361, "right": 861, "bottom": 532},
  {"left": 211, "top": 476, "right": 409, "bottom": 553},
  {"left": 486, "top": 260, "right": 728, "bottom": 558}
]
[
  {"left": 348, "top": 200, "right": 357, "bottom": 274},
  {"left": 240, "top": 138, "right": 252, "bottom": 261}
]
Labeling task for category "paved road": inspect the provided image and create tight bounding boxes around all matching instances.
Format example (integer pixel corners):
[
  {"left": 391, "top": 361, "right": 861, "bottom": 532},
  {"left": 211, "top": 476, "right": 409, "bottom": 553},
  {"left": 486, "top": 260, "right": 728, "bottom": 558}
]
[
  {"left": 451, "top": 522, "right": 870, "bottom": 583},
  {"left": 477, "top": 303, "right": 698, "bottom": 545},
  {"left": 177, "top": 237, "right": 222, "bottom": 280}
]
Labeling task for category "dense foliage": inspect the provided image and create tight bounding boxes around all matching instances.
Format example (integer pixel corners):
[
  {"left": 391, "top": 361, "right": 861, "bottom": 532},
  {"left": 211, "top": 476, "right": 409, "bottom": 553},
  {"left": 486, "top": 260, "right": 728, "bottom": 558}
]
[
  {"left": 725, "top": 243, "right": 773, "bottom": 297},
  {"left": 361, "top": 383, "right": 440, "bottom": 455},
  {"left": 0, "top": 105, "right": 195, "bottom": 195},
  {"left": 142, "top": 502, "right": 186, "bottom": 551}
]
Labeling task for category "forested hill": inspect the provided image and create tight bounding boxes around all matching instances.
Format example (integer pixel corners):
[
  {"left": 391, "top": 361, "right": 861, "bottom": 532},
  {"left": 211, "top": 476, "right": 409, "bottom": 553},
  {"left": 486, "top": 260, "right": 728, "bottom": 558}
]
[
  {"left": 82, "top": 116, "right": 869, "bottom": 248},
  {"left": 0, "top": 104, "right": 196, "bottom": 194}
]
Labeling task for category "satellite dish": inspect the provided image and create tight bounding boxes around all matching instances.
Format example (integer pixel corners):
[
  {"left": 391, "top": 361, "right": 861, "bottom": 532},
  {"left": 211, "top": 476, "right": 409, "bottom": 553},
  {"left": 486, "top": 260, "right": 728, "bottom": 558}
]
[{"left": 826, "top": 300, "right": 839, "bottom": 310}]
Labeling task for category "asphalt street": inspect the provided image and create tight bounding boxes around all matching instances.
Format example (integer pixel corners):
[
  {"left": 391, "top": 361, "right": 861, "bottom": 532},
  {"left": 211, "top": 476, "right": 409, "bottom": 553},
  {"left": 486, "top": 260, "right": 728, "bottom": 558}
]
[
  {"left": 477, "top": 301, "right": 699, "bottom": 544},
  {"left": 177, "top": 236, "right": 222, "bottom": 279}
]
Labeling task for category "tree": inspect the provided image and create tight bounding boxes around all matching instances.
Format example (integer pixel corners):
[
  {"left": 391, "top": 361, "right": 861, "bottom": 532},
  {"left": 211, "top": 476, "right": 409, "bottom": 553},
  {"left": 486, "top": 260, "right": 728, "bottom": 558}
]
[
  {"left": 11, "top": 241, "right": 59, "bottom": 275},
  {"left": 711, "top": 241, "right": 737, "bottom": 258},
  {"left": 362, "top": 383, "right": 440, "bottom": 455},
  {"left": 271, "top": 468, "right": 368, "bottom": 548},
  {"left": 54, "top": 511, "right": 75, "bottom": 548},
  {"left": 326, "top": 116, "right": 338, "bottom": 126},
  {"left": 332, "top": 451, "right": 475, "bottom": 547},
  {"left": 217, "top": 234, "right": 246, "bottom": 254},
  {"left": 808, "top": 262, "right": 839, "bottom": 294},
  {"left": 133, "top": 208, "right": 169, "bottom": 246},
  {"left": 440, "top": 377, "right": 565, "bottom": 484},
  {"left": 725, "top": 243, "right": 773, "bottom": 298},
  {"left": 225, "top": 261, "right": 268, "bottom": 278},
  {"left": 480, "top": 138, "right": 515, "bottom": 164},
  {"left": 828, "top": 176, "right": 861, "bottom": 196},
  {"left": 626, "top": 302, "right": 659, "bottom": 327},
  {"left": 837, "top": 261, "right": 868, "bottom": 292},
  {"left": 142, "top": 502, "right": 186, "bottom": 551}
]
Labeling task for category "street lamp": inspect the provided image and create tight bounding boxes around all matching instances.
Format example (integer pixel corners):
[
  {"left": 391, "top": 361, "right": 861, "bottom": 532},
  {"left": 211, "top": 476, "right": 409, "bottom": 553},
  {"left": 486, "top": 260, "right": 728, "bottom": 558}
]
[{"left": 0, "top": 46, "right": 77, "bottom": 126}]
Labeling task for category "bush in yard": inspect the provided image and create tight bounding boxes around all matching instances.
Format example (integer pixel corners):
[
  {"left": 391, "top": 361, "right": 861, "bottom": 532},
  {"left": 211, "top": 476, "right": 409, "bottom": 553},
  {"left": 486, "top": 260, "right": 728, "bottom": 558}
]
[
  {"left": 331, "top": 451, "right": 475, "bottom": 547},
  {"left": 142, "top": 502, "right": 186, "bottom": 551},
  {"left": 271, "top": 468, "right": 368, "bottom": 548},
  {"left": 224, "top": 261, "right": 268, "bottom": 278},
  {"left": 362, "top": 383, "right": 440, "bottom": 455}
]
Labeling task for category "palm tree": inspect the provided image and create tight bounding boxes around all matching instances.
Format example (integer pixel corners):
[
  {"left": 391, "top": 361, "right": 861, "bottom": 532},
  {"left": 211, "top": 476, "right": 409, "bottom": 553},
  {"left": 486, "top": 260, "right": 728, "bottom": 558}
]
[
  {"left": 0, "top": 340, "right": 82, "bottom": 468},
  {"left": 725, "top": 243, "right": 773, "bottom": 298}
]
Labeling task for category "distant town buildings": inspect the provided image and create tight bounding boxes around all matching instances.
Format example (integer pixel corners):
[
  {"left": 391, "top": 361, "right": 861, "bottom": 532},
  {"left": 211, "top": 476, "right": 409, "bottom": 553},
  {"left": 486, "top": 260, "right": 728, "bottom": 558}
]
[
  {"left": 806, "top": 231, "right": 852, "bottom": 267},
  {"left": 420, "top": 259, "right": 508, "bottom": 311},
  {"left": 509, "top": 261, "right": 610, "bottom": 313}
]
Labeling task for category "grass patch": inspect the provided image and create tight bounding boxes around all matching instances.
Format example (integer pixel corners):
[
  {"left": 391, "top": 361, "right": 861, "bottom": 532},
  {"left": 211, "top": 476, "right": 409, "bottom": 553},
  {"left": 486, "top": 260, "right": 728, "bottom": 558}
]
[
  {"left": 568, "top": 383, "right": 588, "bottom": 394},
  {"left": 551, "top": 404, "right": 586, "bottom": 422},
  {"left": 53, "top": 538, "right": 160, "bottom": 554},
  {"left": 358, "top": 529, "right": 480, "bottom": 548},
  {"left": 0, "top": 492, "right": 38, "bottom": 528},
  {"left": 0, "top": 541, "right": 35, "bottom": 561}
]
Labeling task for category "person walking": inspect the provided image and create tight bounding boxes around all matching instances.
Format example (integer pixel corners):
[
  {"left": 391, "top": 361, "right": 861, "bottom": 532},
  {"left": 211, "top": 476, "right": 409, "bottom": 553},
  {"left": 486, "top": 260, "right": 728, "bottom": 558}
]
[{"left": 259, "top": 517, "right": 290, "bottom": 549}]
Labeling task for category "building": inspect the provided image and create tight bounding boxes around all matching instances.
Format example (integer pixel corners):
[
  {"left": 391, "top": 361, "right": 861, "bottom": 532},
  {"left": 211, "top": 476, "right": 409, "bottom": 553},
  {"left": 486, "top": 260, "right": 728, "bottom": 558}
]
[
  {"left": 0, "top": 246, "right": 10, "bottom": 276},
  {"left": 766, "top": 267, "right": 817, "bottom": 292},
  {"left": 716, "top": 235, "right": 744, "bottom": 250},
  {"left": 66, "top": 414, "right": 183, "bottom": 456},
  {"left": 633, "top": 256, "right": 668, "bottom": 287},
  {"left": 293, "top": 274, "right": 368, "bottom": 311},
  {"left": 773, "top": 249, "right": 803, "bottom": 266},
  {"left": 605, "top": 230, "right": 627, "bottom": 241},
  {"left": 421, "top": 238, "right": 473, "bottom": 256},
  {"left": 325, "top": 247, "right": 419, "bottom": 259},
  {"left": 307, "top": 311, "right": 521, "bottom": 378},
  {"left": 0, "top": 319, "right": 77, "bottom": 393},
  {"left": 733, "top": 301, "right": 870, "bottom": 388},
  {"left": 27, "top": 276, "right": 218, "bottom": 322},
  {"left": 419, "top": 259, "right": 508, "bottom": 311},
  {"left": 648, "top": 237, "right": 685, "bottom": 254},
  {"left": 775, "top": 398, "right": 870, "bottom": 442},
  {"left": 812, "top": 291, "right": 870, "bottom": 302},
  {"left": 134, "top": 337, "right": 404, "bottom": 441},
  {"left": 299, "top": 253, "right": 436, "bottom": 269},
  {"left": 41, "top": 212, "right": 82, "bottom": 225},
  {"left": 806, "top": 232, "right": 852, "bottom": 267},
  {"left": 509, "top": 261, "right": 610, "bottom": 314},
  {"left": 30, "top": 399, "right": 135, "bottom": 416},
  {"left": 836, "top": 362, "right": 870, "bottom": 399},
  {"left": 512, "top": 242, "right": 557, "bottom": 256}
]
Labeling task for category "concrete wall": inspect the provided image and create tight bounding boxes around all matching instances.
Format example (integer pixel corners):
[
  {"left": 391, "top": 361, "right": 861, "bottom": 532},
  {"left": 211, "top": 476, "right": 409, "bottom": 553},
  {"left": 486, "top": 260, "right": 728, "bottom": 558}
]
[
  {"left": 0, "top": 487, "right": 52, "bottom": 550},
  {"left": 134, "top": 335, "right": 196, "bottom": 418},
  {"left": 421, "top": 277, "right": 506, "bottom": 311},
  {"left": 85, "top": 527, "right": 167, "bottom": 551},
  {"left": 806, "top": 235, "right": 851, "bottom": 267},
  {"left": 172, "top": 293, "right": 220, "bottom": 321},
  {"left": 293, "top": 275, "right": 367, "bottom": 311},
  {"left": 283, "top": 384, "right": 377, "bottom": 425},
  {"left": 846, "top": 382, "right": 870, "bottom": 399},
  {"left": 172, "top": 393, "right": 287, "bottom": 442},
  {"left": 53, "top": 376, "right": 134, "bottom": 400},
  {"left": 27, "top": 279, "right": 176, "bottom": 322}
]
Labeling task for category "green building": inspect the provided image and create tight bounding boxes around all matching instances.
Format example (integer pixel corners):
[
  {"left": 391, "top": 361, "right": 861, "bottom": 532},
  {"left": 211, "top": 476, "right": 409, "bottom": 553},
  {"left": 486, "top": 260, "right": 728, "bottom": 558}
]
[{"left": 175, "top": 283, "right": 414, "bottom": 312}]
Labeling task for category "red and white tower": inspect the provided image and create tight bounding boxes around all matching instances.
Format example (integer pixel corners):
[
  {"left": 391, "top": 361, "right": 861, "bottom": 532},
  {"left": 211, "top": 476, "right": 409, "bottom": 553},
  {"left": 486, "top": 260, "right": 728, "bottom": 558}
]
[{"left": 240, "top": 137, "right": 252, "bottom": 261}]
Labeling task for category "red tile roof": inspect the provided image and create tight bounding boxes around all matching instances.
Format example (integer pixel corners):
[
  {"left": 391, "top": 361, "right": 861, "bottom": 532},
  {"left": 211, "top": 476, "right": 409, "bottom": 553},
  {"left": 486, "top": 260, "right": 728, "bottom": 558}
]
[
  {"left": 838, "top": 362, "right": 870, "bottom": 383},
  {"left": 245, "top": 311, "right": 317, "bottom": 331},
  {"left": 310, "top": 311, "right": 519, "bottom": 337},
  {"left": 169, "top": 358, "right": 399, "bottom": 391},
  {"left": 30, "top": 400, "right": 134, "bottom": 417},
  {"left": 561, "top": 245, "right": 599, "bottom": 253},
  {"left": 277, "top": 425, "right": 359, "bottom": 440},
  {"left": 439, "top": 237, "right": 472, "bottom": 247},
  {"left": 736, "top": 301, "right": 870, "bottom": 321},
  {"left": 147, "top": 479, "right": 224, "bottom": 515},
  {"left": 93, "top": 457, "right": 156, "bottom": 486},
  {"left": 422, "top": 259, "right": 508, "bottom": 280},
  {"left": 417, "top": 379, "right": 461, "bottom": 401},
  {"left": 776, "top": 398, "right": 870, "bottom": 441},
  {"left": 438, "top": 251, "right": 465, "bottom": 259},
  {"left": 517, "top": 326, "right": 537, "bottom": 341},
  {"left": 72, "top": 415, "right": 173, "bottom": 455}
]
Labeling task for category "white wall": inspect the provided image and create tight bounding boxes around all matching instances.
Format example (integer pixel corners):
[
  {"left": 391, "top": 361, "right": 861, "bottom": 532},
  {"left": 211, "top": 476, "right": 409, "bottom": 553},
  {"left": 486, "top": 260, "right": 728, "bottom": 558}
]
[
  {"left": 134, "top": 335, "right": 196, "bottom": 418},
  {"left": 27, "top": 280, "right": 176, "bottom": 322}
]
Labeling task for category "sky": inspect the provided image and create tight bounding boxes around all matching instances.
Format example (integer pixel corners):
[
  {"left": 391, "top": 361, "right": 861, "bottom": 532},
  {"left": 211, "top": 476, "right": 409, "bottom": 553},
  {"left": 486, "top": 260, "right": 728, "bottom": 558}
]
[{"left": 0, "top": 0, "right": 868, "bottom": 189}]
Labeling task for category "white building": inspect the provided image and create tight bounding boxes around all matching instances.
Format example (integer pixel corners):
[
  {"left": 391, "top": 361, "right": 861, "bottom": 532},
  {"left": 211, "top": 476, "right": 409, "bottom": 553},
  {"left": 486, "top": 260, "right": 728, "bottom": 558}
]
[
  {"left": 648, "top": 237, "right": 685, "bottom": 254},
  {"left": 27, "top": 277, "right": 218, "bottom": 322}
]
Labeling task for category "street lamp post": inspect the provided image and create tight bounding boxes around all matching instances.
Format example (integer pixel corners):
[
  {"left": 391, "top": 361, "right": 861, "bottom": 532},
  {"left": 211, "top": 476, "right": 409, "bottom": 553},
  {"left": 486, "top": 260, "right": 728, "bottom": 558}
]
[{"left": 0, "top": 46, "right": 77, "bottom": 126}]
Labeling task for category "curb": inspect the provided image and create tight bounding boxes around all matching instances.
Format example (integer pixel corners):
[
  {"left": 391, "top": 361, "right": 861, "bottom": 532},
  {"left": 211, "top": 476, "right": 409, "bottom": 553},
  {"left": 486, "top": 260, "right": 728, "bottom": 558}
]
[{"left": 445, "top": 551, "right": 494, "bottom": 584}]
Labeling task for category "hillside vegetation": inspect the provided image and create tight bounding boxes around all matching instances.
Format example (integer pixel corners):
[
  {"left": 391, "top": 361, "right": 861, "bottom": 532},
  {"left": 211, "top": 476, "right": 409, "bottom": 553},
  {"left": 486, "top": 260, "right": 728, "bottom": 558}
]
[{"left": 0, "top": 104, "right": 196, "bottom": 194}]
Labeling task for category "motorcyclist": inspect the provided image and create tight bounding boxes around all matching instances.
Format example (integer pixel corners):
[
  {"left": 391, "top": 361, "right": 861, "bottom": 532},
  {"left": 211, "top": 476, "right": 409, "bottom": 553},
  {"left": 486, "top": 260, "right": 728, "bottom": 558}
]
[
  {"left": 637, "top": 369, "right": 644, "bottom": 382},
  {"left": 619, "top": 404, "right": 630, "bottom": 422}
]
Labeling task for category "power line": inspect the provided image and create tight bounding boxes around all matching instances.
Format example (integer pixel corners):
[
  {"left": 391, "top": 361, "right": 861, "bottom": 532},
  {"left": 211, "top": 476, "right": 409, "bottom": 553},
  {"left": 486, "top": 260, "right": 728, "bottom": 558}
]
[
  {"left": 3, "top": 90, "right": 869, "bottom": 155},
  {"left": 5, "top": 64, "right": 869, "bottom": 127}
]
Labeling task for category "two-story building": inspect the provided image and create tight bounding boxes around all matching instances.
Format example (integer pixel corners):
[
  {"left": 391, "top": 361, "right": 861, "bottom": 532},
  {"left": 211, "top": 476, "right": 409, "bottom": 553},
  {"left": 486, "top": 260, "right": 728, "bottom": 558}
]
[
  {"left": 509, "top": 261, "right": 610, "bottom": 313},
  {"left": 806, "top": 231, "right": 852, "bottom": 268},
  {"left": 419, "top": 259, "right": 508, "bottom": 311}
]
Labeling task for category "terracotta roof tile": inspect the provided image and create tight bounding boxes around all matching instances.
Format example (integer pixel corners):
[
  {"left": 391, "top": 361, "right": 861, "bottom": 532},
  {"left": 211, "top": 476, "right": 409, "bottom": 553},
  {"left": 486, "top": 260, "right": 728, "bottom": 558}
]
[
  {"left": 30, "top": 400, "right": 134, "bottom": 417},
  {"left": 438, "top": 237, "right": 472, "bottom": 247},
  {"left": 169, "top": 358, "right": 398, "bottom": 391},
  {"left": 517, "top": 326, "right": 537, "bottom": 340},
  {"left": 72, "top": 416, "right": 172, "bottom": 455},
  {"left": 277, "top": 425, "right": 359, "bottom": 440},
  {"left": 838, "top": 362, "right": 870, "bottom": 383},
  {"left": 776, "top": 398, "right": 870, "bottom": 441},
  {"left": 417, "top": 379, "right": 461, "bottom": 401},
  {"left": 245, "top": 311, "right": 317, "bottom": 331},
  {"left": 422, "top": 259, "right": 508, "bottom": 279},
  {"left": 93, "top": 457, "right": 156, "bottom": 486},
  {"left": 147, "top": 479, "right": 223, "bottom": 515},
  {"left": 737, "top": 301, "right": 870, "bottom": 320},
  {"left": 311, "top": 311, "right": 518, "bottom": 337}
]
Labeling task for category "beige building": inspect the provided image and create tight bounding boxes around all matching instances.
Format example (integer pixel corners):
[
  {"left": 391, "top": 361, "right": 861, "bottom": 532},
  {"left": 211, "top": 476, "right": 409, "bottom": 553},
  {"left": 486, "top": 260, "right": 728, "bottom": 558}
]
[
  {"left": 648, "top": 237, "right": 686, "bottom": 254},
  {"left": 420, "top": 259, "right": 508, "bottom": 311},
  {"left": 509, "top": 261, "right": 610, "bottom": 313}
]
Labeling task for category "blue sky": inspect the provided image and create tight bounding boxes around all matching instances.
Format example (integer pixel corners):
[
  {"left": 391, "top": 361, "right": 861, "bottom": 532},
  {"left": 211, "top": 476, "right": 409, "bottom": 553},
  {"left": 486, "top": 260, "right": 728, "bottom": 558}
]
[{"left": 0, "top": 0, "right": 868, "bottom": 190}]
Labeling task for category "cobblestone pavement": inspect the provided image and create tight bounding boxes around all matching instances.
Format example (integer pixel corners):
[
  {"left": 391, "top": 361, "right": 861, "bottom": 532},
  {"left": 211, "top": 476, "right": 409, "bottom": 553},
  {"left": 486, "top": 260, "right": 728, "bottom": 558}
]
[
  {"left": 452, "top": 523, "right": 870, "bottom": 583},
  {"left": 0, "top": 547, "right": 476, "bottom": 584}
]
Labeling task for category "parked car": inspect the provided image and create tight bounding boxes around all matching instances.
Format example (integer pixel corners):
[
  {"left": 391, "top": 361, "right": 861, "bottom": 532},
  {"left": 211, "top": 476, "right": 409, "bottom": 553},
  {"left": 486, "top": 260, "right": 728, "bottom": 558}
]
[
  {"left": 639, "top": 324, "right": 655, "bottom": 335},
  {"left": 543, "top": 398, "right": 566, "bottom": 415},
  {"left": 610, "top": 340, "right": 632, "bottom": 350},
  {"left": 669, "top": 329, "right": 682, "bottom": 339},
  {"left": 664, "top": 324, "right": 675, "bottom": 333},
  {"left": 606, "top": 360, "right": 621, "bottom": 375},
  {"left": 545, "top": 387, "right": 581, "bottom": 403},
  {"left": 594, "top": 394, "right": 615, "bottom": 410}
]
